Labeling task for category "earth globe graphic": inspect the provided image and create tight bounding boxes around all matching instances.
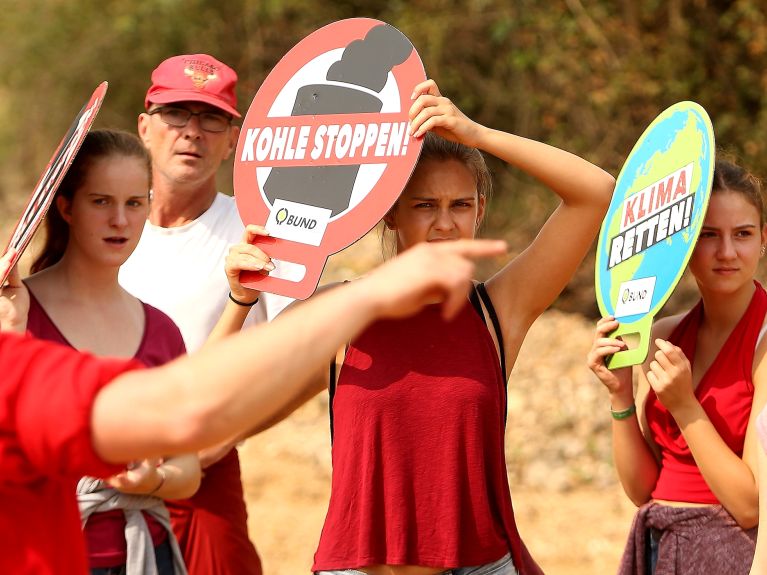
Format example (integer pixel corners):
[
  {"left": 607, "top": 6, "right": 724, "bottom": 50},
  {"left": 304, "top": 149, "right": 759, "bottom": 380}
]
[{"left": 595, "top": 102, "right": 714, "bottom": 366}]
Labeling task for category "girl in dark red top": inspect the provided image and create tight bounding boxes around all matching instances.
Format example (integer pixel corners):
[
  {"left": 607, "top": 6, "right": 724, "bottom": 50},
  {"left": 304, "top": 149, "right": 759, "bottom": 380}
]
[
  {"left": 0, "top": 234, "right": 505, "bottom": 575},
  {"left": 223, "top": 79, "right": 615, "bottom": 575},
  {"left": 14, "top": 129, "right": 201, "bottom": 575},
  {"left": 588, "top": 159, "right": 767, "bottom": 574}
]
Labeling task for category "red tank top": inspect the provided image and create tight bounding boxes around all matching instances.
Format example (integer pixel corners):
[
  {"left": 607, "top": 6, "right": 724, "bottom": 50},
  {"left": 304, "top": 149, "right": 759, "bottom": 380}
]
[
  {"left": 26, "top": 290, "right": 186, "bottom": 567},
  {"left": 647, "top": 281, "right": 767, "bottom": 503},
  {"left": 313, "top": 297, "right": 531, "bottom": 571}
]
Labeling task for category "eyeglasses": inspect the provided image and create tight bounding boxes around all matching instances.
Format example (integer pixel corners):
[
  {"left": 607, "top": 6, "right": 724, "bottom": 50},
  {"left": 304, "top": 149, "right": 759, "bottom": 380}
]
[{"left": 148, "top": 106, "right": 232, "bottom": 133}]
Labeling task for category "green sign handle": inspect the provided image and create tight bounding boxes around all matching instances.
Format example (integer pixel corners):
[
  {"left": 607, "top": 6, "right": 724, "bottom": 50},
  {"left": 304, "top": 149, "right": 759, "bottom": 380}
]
[{"left": 605, "top": 315, "right": 654, "bottom": 369}]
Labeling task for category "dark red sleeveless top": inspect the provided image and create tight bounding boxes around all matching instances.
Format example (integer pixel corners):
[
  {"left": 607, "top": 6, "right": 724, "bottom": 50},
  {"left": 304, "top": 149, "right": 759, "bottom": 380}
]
[
  {"left": 312, "top": 289, "right": 534, "bottom": 571},
  {"left": 26, "top": 290, "right": 186, "bottom": 567},
  {"left": 647, "top": 281, "right": 767, "bottom": 503}
]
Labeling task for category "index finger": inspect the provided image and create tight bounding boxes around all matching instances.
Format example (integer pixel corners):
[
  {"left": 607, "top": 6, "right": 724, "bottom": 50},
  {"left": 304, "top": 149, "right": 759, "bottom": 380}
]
[
  {"left": 439, "top": 238, "right": 507, "bottom": 260},
  {"left": 654, "top": 338, "right": 683, "bottom": 359}
]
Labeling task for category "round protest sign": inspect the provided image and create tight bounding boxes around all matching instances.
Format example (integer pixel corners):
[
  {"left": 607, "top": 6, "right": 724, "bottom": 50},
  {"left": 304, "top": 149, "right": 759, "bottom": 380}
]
[
  {"left": 234, "top": 18, "right": 425, "bottom": 299},
  {"left": 595, "top": 101, "right": 715, "bottom": 368},
  {"left": 1, "top": 81, "right": 107, "bottom": 284}
]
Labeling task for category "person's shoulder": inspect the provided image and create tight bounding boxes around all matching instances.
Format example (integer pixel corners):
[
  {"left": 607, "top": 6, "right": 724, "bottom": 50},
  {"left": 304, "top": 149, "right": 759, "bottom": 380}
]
[
  {"left": 142, "top": 303, "right": 185, "bottom": 345},
  {"left": 209, "top": 192, "right": 238, "bottom": 217},
  {"left": 204, "top": 193, "right": 245, "bottom": 237}
]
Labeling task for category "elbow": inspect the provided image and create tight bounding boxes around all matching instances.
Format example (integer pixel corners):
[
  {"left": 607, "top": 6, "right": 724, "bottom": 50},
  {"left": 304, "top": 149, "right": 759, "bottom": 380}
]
[
  {"left": 596, "top": 172, "right": 616, "bottom": 209},
  {"left": 152, "top": 363, "right": 236, "bottom": 454},
  {"left": 731, "top": 505, "right": 759, "bottom": 530},
  {"left": 161, "top": 391, "right": 225, "bottom": 455},
  {"left": 621, "top": 482, "right": 653, "bottom": 509},
  {"left": 170, "top": 471, "right": 202, "bottom": 500},
  {"left": 728, "top": 487, "right": 760, "bottom": 529},
  {"left": 628, "top": 492, "right": 652, "bottom": 509}
]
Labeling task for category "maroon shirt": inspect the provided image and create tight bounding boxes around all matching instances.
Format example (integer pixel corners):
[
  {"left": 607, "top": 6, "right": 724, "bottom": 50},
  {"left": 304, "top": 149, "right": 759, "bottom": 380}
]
[
  {"left": 26, "top": 291, "right": 186, "bottom": 568},
  {"left": 313, "top": 301, "right": 538, "bottom": 572},
  {"left": 648, "top": 281, "right": 767, "bottom": 503}
]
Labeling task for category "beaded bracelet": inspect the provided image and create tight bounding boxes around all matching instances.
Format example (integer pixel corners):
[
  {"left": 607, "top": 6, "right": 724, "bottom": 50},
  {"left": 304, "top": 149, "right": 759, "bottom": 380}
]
[
  {"left": 610, "top": 403, "right": 637, "bottom": 420},
  {"left": 229, "top": 292, "right": 259, "bottom": 307}
]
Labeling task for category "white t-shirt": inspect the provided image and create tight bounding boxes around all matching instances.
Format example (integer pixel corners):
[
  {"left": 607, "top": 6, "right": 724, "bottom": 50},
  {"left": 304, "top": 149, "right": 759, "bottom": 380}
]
[{"left": 120, "top": 193, "right": 293, "bottom": 352}]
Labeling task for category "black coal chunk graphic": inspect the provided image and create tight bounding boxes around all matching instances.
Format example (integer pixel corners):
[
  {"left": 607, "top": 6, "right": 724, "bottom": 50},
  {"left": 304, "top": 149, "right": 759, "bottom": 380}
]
[
  {"left": 263, "top": 24, "right": 414, "bottom": 217},
  {"left": 326, "top": 24, "right": 414, "bottom": 92}
]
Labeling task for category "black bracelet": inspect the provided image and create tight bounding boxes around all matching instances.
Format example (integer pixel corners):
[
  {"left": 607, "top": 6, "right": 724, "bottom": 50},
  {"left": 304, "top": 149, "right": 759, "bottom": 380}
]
[{"left": 228, "top": 292, "right": 258, "bottom": 307}]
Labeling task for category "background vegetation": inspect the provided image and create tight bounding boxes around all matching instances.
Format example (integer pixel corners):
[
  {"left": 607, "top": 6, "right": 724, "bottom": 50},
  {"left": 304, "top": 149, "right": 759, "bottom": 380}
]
[{"left": 2, "top": 0, "right": 767, "bottom": 314}]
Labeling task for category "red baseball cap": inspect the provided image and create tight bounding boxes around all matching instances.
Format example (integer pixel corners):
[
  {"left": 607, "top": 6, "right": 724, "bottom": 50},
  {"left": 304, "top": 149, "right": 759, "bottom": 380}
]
[{"left": 145, "top": 54, "right": 241, "bottom": 118}]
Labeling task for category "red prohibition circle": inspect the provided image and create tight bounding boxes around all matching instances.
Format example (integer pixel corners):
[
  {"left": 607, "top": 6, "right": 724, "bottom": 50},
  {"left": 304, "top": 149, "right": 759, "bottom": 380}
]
[
  {"left": 2, "top": 82, "right": 107, "bottom": 285},
  {"left": 234, "top": 18, "right": 425, "bottom": 299}
]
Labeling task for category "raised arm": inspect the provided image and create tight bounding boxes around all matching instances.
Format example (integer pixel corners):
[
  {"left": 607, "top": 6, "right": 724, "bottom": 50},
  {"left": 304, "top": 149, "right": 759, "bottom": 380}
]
[
  {"left": 208, "top": 225, "right": 274, "bottom": 343},
  {"left": 91, "top": 238, "right": 508, "bottom": 463},
  {"left": 409, "top": 79, "right": 614, "bottom": 357},
  {"left": 203, "top": 224, "right": 320, "bottom": 466}
]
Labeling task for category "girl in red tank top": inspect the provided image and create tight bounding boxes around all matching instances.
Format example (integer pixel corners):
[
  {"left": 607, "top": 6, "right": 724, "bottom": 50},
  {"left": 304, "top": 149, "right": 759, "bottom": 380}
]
[
  {"left": 223, "top": 78, "right": 615, "bottom": 575},
  {"left": 588, "top": 159, "right": 767, "bottom": 574},
  {"left": 17, "top": 130, "right": 200, "bottom": 575},
  {"left": 0, "top": 158, "right": 506, "bottom": 575}
]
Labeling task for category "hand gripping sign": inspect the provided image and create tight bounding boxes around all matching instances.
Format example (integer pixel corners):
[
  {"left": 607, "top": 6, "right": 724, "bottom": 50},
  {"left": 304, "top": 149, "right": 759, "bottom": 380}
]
[
  {"left": 595, "top": 102, "right": 715, "bottom": 368},
  {"left": 1, "top": 82, "right": 107, "bottom": 285},
  {"left": 234, "top": 18, "right": 425, "bottom": 299}
]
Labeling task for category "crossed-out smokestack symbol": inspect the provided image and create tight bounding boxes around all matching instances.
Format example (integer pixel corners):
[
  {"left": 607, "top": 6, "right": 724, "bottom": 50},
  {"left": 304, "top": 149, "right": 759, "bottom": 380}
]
[{"left": 263, "top": 24, "right": 414, "bottom": 217}]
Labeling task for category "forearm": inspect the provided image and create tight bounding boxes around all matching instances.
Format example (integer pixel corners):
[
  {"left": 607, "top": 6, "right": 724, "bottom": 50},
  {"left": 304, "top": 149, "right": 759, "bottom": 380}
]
[
  {"left": 207, "top": 300, "right": 252, "bottom": 343},
  {"left": 241, "top": 367, "right": 327, "bottom": 437},
  {"left": 675, "top": 403, "right": 758, "bottom": 527},
  {"left": 153, "top": 454, "right": 201, "bottom": 500},
  {"left": 749, "top": 448, "right": 767, "bottom": 574},
  {"left": 610, "top": 401, "right": 660, "bottom": 505},
  {"left": 93, "top": 279, "right": 378, "bottom": 462},
  {"left": 472, "top": 126, "right": 615, "bottom": 207}
]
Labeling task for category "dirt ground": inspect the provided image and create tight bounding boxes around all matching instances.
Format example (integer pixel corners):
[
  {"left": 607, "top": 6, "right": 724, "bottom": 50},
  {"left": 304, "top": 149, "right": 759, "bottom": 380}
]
[
  {"left": 240, "top": 428, "right": 635, "bottom": 575},
  {"left": 237, "top": 305, "right": 638, "bottom": 575}
]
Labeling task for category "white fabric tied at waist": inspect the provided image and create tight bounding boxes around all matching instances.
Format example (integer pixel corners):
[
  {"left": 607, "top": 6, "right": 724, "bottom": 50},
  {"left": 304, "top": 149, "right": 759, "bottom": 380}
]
[{"left": 77, "top": 476, "right": 187, "bottom": 575}]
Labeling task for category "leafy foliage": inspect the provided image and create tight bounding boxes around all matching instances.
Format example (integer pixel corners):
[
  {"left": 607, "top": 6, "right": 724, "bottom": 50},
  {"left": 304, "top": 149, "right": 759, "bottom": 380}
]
[{"left": 2, "top": 0, "right": 766, "bottom": 315}]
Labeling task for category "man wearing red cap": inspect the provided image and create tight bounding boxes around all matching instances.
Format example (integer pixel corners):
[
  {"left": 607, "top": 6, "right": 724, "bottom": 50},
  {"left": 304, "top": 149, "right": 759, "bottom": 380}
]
[{"left": 120, "top": 53, "right": 283, "bottom": 575}]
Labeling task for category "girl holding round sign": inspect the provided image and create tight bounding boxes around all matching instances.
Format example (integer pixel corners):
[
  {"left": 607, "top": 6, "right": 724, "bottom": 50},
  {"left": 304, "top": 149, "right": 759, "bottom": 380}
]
[
  {"left": 588, "top": 159, "right": 767, "bottom": 574},
  {"left": 223, "top": 78, "right": 615, "bottom": 575},
  {"left": 1, "top": 129, "right": 200, "bottom": 575}
]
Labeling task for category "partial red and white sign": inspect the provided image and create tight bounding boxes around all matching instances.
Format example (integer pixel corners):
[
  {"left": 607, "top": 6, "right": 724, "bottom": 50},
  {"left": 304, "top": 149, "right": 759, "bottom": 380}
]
[
  {"left": 1, "top": 82, "right": 107, "bottom": 284},
  {"left": 234, "top": 18, "right": 425, "bottom": 299}
]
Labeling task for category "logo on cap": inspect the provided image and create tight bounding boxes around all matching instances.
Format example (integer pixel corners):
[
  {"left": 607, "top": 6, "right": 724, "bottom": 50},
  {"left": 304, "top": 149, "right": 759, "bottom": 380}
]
[{"left": 185, "top": 68, "right": 216, "bottom": 88}]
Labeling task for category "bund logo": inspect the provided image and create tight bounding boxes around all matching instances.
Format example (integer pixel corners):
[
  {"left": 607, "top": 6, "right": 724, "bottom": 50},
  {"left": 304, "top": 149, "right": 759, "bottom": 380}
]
[{"left": 184, "top": 62, "right": 218, "bottom": 88}]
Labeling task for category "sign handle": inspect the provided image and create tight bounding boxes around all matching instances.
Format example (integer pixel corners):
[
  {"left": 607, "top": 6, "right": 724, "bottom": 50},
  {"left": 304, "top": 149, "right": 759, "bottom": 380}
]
[
  {"left": 239, "top": 235, "right": 325, "bottom": 300},
  {"left": 605, "top": 315, "right": 654, "bottom": 370}
]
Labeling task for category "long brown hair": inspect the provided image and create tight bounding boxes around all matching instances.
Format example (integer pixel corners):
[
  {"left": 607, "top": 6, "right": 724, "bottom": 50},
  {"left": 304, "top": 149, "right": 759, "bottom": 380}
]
[
  {"left": 30, "top": 129, "right": 151, "bottom": 273},
  {"left": 712, "top": 158, "right": 765, "bottom": 226}
]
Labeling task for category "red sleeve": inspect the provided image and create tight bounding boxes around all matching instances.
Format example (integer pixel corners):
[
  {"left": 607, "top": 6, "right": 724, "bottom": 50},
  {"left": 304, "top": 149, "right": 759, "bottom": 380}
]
[{"left": 2, "top": 332, "right": 144, "bottom": 479}]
